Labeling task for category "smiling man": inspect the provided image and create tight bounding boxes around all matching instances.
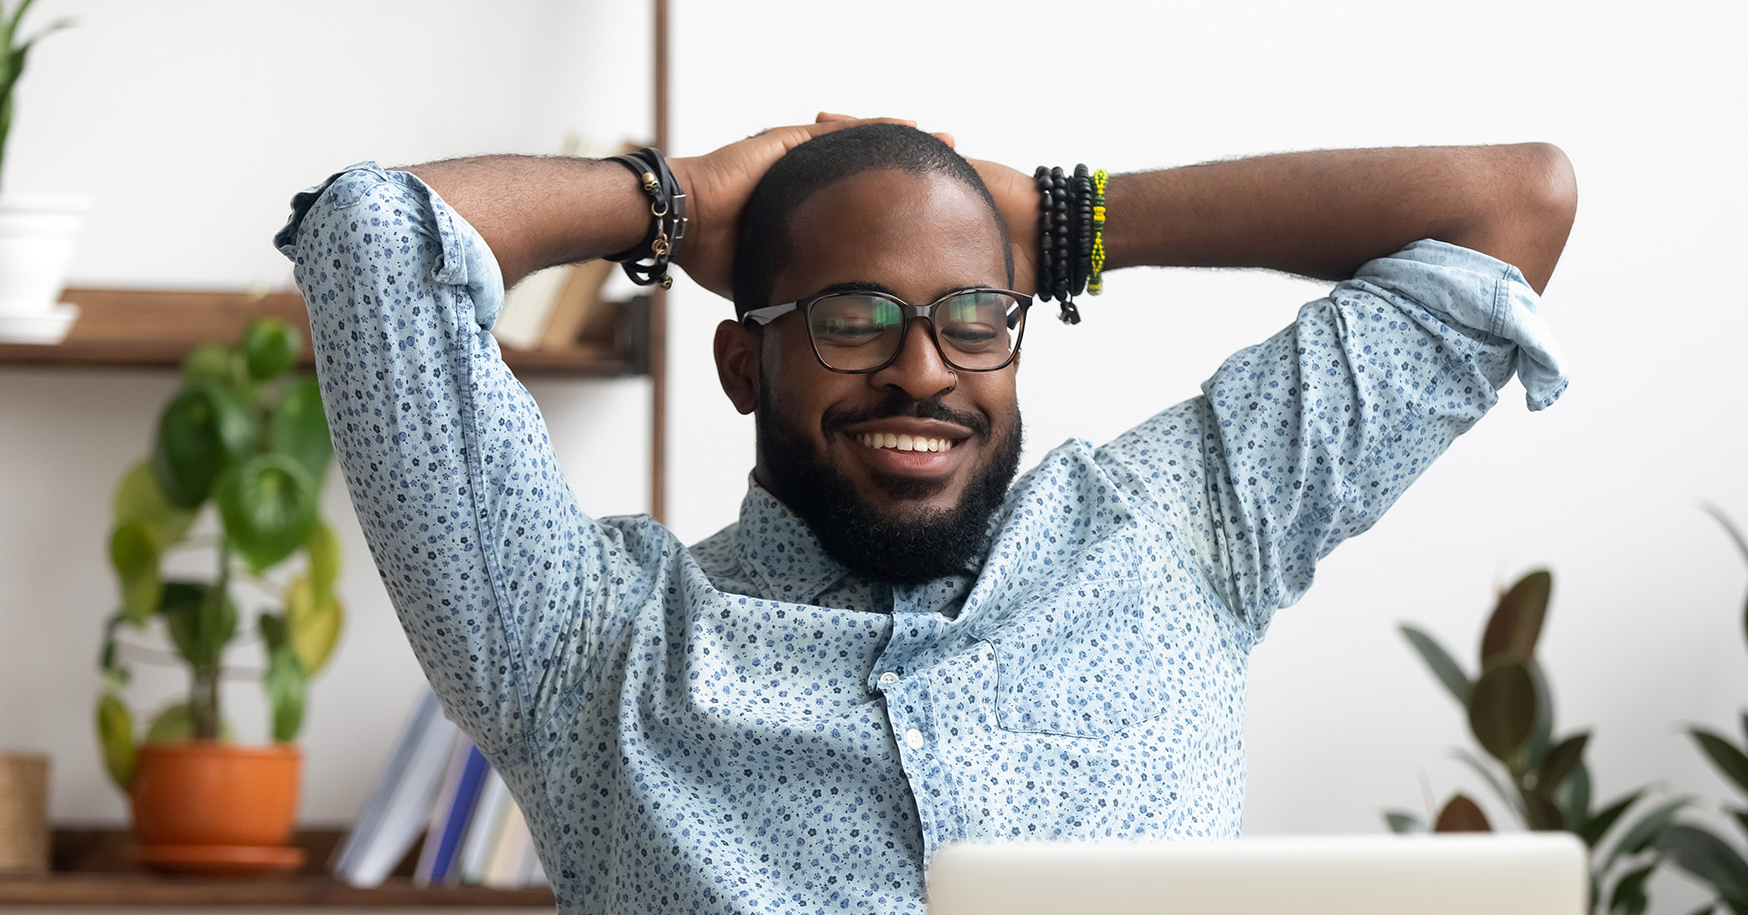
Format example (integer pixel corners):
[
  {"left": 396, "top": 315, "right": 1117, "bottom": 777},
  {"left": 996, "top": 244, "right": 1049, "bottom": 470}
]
[{"left": 276, "top": 116, "right": 1574, "bottom": 914}]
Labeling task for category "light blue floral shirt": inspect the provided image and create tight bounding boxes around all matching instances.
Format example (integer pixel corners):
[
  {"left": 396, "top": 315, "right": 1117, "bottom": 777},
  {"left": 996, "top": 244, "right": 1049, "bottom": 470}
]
[{"left": 276, "top": 163, "right": 1567, "bottom": 914}]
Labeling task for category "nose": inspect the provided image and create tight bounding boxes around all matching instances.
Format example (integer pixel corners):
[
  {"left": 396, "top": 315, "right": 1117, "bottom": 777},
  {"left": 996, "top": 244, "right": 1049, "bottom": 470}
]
[{"left": 868, "top": 318, "right": 956, "bottom": 400}]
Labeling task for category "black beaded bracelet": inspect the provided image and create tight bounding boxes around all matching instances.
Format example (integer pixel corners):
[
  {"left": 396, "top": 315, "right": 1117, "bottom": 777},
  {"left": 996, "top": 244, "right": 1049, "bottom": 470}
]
[
  {"left": 1072, "top": 164, "right": 1093, "bottom": 297},
  {"left": 605, "top": 147, "right": 688, "bottom": 290}
]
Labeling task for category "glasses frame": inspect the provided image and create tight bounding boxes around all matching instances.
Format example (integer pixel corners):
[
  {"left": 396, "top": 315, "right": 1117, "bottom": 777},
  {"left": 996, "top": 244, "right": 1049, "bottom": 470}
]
[{"left": 741, "top": 287, "right": 1033, "bottom": 374}]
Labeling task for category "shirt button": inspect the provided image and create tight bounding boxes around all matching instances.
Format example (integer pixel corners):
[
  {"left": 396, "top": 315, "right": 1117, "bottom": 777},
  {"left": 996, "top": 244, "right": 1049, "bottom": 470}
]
[
  {"left": 904, "top": 728, "right": 924, "bottom": 750},
  {"left": 878, "top": 672, "right": 899, "bottom": 686}
]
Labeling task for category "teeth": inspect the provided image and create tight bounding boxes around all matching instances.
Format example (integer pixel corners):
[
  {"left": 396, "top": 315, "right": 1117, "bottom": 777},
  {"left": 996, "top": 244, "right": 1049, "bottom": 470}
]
[{"left": 857, "top": 433, "right": 954, "bottom": 453}]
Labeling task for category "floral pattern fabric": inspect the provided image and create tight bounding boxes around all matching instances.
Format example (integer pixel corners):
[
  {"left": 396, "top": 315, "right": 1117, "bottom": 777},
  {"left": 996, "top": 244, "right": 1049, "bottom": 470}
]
[{"left": 275, "top": 162, "right": 1566, "bottom": 915}]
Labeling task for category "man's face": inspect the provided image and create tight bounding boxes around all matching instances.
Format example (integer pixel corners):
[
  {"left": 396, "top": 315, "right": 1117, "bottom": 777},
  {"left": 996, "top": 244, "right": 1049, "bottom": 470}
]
[{"left": 747, "top": 168, "right": 1022, "bottom": 583}]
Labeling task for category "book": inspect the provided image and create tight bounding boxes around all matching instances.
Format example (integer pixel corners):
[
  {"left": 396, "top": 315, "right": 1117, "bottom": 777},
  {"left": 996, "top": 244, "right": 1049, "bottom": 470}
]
[
  {"left": 492, "top": 266, "right": 571, "bottom": 351},
  {"left": 330, "top": 687, "right": 460, "bottom": 888},
  {"left": 482, "top": 798, "right": 535, "bottom": 889},
  {"left": 457, "top": 768, "right": 511, "bottom": 884},
  {"left": 536, "top": 257, "right": 618, "bottom": 351},
  {"left": 412, "top": 736, "right": 490, "bottom": 887}
]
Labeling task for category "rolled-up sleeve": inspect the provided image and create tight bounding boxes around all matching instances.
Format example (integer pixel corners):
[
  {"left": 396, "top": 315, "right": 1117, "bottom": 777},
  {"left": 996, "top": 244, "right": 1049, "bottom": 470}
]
[
  {"left": 274, "top": 163, "right": 653, "bottom": 754},
  {"left": 1096, "top": 239, "right": 1568, "bottom": 634}
]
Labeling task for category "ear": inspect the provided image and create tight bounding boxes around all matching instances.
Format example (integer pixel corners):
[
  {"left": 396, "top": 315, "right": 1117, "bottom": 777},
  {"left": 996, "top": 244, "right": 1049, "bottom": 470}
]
[{"left": 714, "top": 319, "right": 760, "bottom": 415}]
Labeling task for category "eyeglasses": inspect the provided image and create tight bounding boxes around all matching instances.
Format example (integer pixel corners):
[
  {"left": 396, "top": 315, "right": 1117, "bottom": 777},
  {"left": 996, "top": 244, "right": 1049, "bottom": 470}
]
[{"left": 741, "top": 287, "right": 1032, "bottom": 373}]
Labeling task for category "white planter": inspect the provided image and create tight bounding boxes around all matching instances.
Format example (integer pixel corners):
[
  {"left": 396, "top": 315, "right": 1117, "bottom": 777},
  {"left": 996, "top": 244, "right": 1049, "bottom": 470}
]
[{"left": 0, "top": 194, "right": 89, "bottom": 343}]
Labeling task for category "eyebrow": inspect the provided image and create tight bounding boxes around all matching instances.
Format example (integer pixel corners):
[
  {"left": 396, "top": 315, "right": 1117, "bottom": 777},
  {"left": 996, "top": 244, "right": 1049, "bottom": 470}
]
[{"left": 805, "top": 281, "right": 999, "bottom": 301}]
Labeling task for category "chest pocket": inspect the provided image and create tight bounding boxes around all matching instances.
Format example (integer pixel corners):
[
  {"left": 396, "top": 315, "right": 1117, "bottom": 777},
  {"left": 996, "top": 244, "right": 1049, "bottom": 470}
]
[{"left": 980, "top": 574, "right": 1188, "bottom": 739}]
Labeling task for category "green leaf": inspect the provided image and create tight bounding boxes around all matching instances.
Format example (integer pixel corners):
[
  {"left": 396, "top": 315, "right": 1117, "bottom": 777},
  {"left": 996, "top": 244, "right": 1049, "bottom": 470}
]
[
  {"left": 1400, "top": 623, "right": 1471, "bottom": 706},
  {"left": 1468, "top": 657, "right": 1538, "bottom": 765},
  {"left": 1659, "top": 824, "right": 1748, "bottom": 907},
  {"left": 1522, "top": 657, "right": 1556, "bottom": 773},
  {"left": 285, "top": 574, "right": 343, "bottom": 676},
  {"left": 1704, "top": 504, "right": 1748, "bottom": 568},
  {"left": 111, "top": 460, "right": 195, "bottom": 549},
  {"left": 1693, "top": 728, "right": 1748, "bottom": 797},
  {"left": 1455, "top": 748, "right": 1526, "bottom": 820},
  {"left": 107, "top": 522, "right": 161, "bottom": 624},
  {"left": 158, "top": 581, "right": 235, "bottom": 670},
  {"left": 242, "top": 317, "right": 299, "bottom": 381},
  {"left": 1521, "top": 787, "right": 1565, "bottom": 831},
  {"left": 1607, "top": 863, "right": 1655, "bottom": 915},
  {"left": 1538, "top": 732, "right": 1590, "bottom": 795},
  {"left": 1383, "top": 811, "right": 1424, "bottom": 834},
  {"left": 1607, "top": 796, "right": 1693, "bottom": 874},
  {"left": 1555, "top": 758, "right": 1593, "bottom": 836},
  {"left": 179, "top": 342, "right": 238, "bottom": 388},
  {"left": 1580, "top": 788, "right": 1644, "bottom": 849},
  {"left": 151, "top": 384, "right": 255, "bottom": 509},
  {"left": 306, "top": 520, "right": 339, "bottom": 605},
  {"left": 258, "top": 613, "right": 307, "bottom": 742},
  {"left": 95, "top": 692, "right": 135, "bottom": 790},
  {"left": 215, "top": 454, "right": 319, "bottom": 573},
  {"left": 142, "top": 701, "right": 233, "bottom": 744},
  {"left": 1732, "top": 808, "right": 1748, "bottom": 838},
  {"left": 268, "top": 376, "right": 332, "bottom": 483},
  {"left": 97, "top": 611, "right": 129, "bottom": 686},
  {"left": 1434, "top": 793, "right": 1492, "bottom": 832},
  {"left": 1481, "top": 569, "right": 1552, "bottom": 663}
]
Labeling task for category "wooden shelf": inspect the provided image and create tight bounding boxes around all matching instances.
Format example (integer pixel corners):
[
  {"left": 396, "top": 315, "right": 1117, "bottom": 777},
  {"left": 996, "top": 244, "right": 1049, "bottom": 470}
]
[
  {"left": 0, "top": 827, "right": 555, "bottom": 908},
  {"left": 0, "top": 288, "right": 648, "bottom": 379}
]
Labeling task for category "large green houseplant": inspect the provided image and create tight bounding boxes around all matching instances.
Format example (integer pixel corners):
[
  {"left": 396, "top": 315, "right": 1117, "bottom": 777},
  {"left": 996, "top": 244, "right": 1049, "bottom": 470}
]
[
  {"left": 1388, "top": 569, "right": 1687, "bottom": 915},
  {"left": 96, "top": 317, "right": 343, "bottom": 859},
  {"left": 1653, "top": 508, "right": 1748, "bottom": 915}
]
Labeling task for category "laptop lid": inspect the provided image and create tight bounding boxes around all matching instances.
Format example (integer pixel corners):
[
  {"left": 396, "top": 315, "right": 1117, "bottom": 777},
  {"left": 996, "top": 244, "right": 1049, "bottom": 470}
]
[{"left": 927, "top": 833, "right": 1587, "bottom": 915}]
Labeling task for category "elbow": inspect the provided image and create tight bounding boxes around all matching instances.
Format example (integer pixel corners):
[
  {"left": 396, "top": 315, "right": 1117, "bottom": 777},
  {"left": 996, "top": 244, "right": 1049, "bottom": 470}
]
[
  {"left": 1524, "top": 142, "right": 1578, "bottom": 241},
  {"left": 1509, "top": 142, "right": 1578, "bottom": 294}
]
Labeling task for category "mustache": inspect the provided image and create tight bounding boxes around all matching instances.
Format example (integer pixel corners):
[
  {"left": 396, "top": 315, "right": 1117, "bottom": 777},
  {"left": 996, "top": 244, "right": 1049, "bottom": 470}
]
[{"left": 820, "top": 390, "right": 991, "bottom": 441}]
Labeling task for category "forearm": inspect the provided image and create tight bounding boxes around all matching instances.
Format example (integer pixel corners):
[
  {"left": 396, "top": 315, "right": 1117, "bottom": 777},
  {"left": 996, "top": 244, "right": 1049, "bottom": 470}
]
[
  {"left": 407, "top": 155, "right": 650, "bottom": 289},
  {"left": 1101, "top": 143, "right": 1576, "bottom": 293}
]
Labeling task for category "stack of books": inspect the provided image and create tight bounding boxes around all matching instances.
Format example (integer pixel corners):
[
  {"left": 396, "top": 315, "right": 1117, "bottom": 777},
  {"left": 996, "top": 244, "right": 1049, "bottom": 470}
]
[{"left": 331, "top": 689, "right": 546, "bottom": 890}]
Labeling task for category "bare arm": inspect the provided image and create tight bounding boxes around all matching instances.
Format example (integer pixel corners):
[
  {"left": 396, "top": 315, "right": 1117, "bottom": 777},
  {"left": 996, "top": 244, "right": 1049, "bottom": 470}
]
[
  {"left": 1103, "top": 143, "right": 1577, "bottom": 294},
  {"left": 406, "top": 155, "right": 649, "bottom": 291},
  {"left": 973, "top": 143, "right": 1577, "bottom": 295},
  {"left": 407, "top": 115, "right": 944, "bottom": 296}
]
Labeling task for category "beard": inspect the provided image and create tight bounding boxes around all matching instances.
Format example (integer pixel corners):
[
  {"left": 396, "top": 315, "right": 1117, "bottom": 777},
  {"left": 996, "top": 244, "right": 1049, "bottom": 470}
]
[{"left": 755, "top": 380, "right": 1022, "bottom": 587}]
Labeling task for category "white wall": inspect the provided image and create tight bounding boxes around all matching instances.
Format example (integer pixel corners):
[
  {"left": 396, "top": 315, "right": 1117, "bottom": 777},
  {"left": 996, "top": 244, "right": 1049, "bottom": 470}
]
[{"left": 2, "top": 0, "right": 1745, "bottom": 909}]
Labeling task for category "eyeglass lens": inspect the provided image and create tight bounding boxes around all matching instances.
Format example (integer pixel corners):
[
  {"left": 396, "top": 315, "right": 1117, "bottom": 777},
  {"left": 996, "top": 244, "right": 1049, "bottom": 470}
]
[{"left": 807, "top": 291, "right": 1024, "bottom": 371}]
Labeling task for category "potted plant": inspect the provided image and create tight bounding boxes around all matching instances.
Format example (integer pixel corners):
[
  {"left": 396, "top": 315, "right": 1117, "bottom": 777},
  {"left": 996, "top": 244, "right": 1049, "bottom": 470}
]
[
  {"left": 1388, "top": 570, "right": 1689, "bottom": 914},
  {"left": 0, "top": 0, "right": 82, "bottom": 344},
  {"left": 96, "top": 316, "right": 343, "bottom": 873},
  {"left": 1654, "top": 507, "right": 1748, "bottom": 915}
]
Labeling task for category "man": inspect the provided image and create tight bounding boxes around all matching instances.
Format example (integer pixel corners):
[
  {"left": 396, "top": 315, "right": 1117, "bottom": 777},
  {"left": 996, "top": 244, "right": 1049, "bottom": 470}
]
[{"left": 276, "top": 114, "right": 1574, "bottom": 914}]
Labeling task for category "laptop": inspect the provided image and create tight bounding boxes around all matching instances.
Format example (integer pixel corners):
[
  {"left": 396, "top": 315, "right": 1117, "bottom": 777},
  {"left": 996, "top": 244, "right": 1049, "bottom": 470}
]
[{"left": 927, "top": 833, "right": 1587, "bottom": 915}]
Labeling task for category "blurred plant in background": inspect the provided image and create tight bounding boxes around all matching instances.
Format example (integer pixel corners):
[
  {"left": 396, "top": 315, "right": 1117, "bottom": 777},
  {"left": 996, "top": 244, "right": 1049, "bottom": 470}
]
[
  {"left": 1388, "top": 569, "right": 1687, "bottom": 915},
  {"left": 0, "top": 0, "right": 73, "bottom": 189},
  {"left": 95, "top": 317, "right": 342, "bottom": 790},
  {"left": 1653, "top": 508, "right": 1748, "bottom": 915}
]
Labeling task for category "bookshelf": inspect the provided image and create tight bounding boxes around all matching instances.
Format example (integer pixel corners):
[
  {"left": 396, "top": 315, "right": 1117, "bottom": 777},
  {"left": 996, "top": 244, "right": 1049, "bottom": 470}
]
[{"left": 0, "top": 827, "right": 554, "bottom": 907}]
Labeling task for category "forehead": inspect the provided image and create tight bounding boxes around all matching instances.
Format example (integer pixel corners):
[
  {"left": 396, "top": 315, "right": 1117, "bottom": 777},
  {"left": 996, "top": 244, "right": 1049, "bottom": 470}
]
[{"left": 771, "top": 169, "right": 1008, "bottom": 304}]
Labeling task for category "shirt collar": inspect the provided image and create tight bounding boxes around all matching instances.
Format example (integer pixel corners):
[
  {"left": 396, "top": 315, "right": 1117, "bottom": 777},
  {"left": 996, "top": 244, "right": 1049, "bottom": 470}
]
[
  {"left": 733, "top": 478, "right": 978, "bottom": 614},
  {"left": 734, "top": 478, "right": 854, "bottom": 605}
]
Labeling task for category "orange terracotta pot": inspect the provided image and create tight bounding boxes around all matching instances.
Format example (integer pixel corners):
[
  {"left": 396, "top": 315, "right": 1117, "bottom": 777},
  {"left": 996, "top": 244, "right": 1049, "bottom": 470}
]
[{"left": 129, "top": 742, "right": 301, "bottom": 848}]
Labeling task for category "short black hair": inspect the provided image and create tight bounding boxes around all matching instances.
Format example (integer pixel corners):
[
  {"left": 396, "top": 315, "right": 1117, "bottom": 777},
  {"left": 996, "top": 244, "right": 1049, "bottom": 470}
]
[{"left": 731, "top": 123, "right": 1014, "bottom": 316}]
